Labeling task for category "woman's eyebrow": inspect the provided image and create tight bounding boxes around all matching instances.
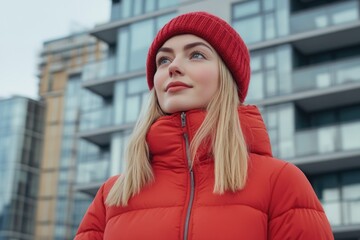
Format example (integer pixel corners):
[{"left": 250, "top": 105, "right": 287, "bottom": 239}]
[
  {"left": 184, "top": 42, "right": 213, "bottom": 52},
  {"left": 157, "top": 41, "right": 213, "bottom": 55}
]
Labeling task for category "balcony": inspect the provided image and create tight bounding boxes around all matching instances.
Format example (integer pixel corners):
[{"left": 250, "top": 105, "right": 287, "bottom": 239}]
[
  {"left": 293, "top": 121, "right": 360, "bottom": 173},
  {"left": 291, "top": 0, "right": 360, "bottom": 55},
  {"left": 81, "top": 57, "right": 145, "bottom": 97},
  {"left": 291, "top": 1, "right": 359, "bottom": 34},
  {"left": 80, "top": 105, "right": 114, "bottom": 132},
  {"left": 79, "top": 106, "right": 117, "bottom": 146},
  {"left": 251, "top": 1, "right": 360, "bottom": 55},
  {"left": 253, "top": 56, "right": 360, "bottom": 109},
  {"left": 75, "top": 156, "right": 110, "bottom": 196},
  {"left": 293, "top": 56, "right": 360, "bottom": 111},
  {"left": 81, "top": 57, "right": 116, "bottom": 97},
  {"left": 82, "top": 57, "right": 116, "bottom": 82},
  {"left": 326, "top": 199, "right": 360, "bottom": 239}
]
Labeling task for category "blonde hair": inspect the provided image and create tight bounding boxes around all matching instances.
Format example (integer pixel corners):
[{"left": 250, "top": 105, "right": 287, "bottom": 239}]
[{"left": 106, "top": 59, "right": 248, "bottom": 206}]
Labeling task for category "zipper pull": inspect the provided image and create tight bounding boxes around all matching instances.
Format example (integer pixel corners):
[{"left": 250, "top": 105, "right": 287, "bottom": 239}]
[{"left": 181, "top": 112, "right": 186, "bottom": 127}]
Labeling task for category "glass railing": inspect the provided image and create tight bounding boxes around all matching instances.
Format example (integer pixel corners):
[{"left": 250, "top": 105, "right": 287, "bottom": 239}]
[
  {"left": 76, "top": 157, "right": 110, "bottom": 184},
  {"left": 80, "top": 105, "right": 114, "bottom": 131},
  {"left": 295, "top": 121, "right": 360, "bottom": 157},
  {"left": 110, "top": 0, "right": 179, "bottom": 22},
  {"left": 323, "top": 199, "right": 360, "bottom": 226},
  {"left": 293, "top": 57, "right": 360, "bottom": 93},
  {"left": 82, "top": 57, "right": 116, "bottom": 82},
  {"left": 290, "top": 0, "right": 359, "bottom": 34}
]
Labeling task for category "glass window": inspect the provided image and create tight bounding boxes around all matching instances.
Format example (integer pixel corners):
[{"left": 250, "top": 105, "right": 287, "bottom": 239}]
[
  {"left": 265, "top": 13, "right": 275, "bottom": 40},
  {"left": 145, "top": 0, "right": 156, "bottom": 13},
  {"left": 247, "top": 72, "right": 263, "bottom": 101},
  {"left": 332, "top": 8, "right": 358, "bottom": 25},
  {"left": 341, "top": 122, "right": 360, "bottom": 150},
  {"left": 342, "top": 170, "right": 360, "bottom": 200},
  {"left": 121, "top": 0, "right": 131, "bottom": 18},
  {"left": 117, "top": 28, "right": 129, "bottom": 74},
  {"left": 134, "top": 0, "right": 142, "bottom": 16},
  {"left": 339, "top": 106, "right": 360, "bottom": 123},
  {"left": 318, "top": 126, "right": 336, "bottom": 153},
  {"left": 265, "top": 53, "right": 275, "bottom": 68},
  {"left": 158, "top": 0, "right": 178, "bottom": 9},
  {"left": 125, "top": 96, "right": 140, "bottom": 122},
  {"left": 264, "top": 0, "right": 275, "bottom": 11},
  {"left": 156, "top": 13, "right": 177, "bottom": 32},
  {"left": 233, "top": 16, "right": 262, "bottom": 44},
  {"left": 276, "top": 6, "right": 289, "bottom": 37},
  {"left": 233, "top": 1, "right": 260, "bottom": 18},
  {"left": 129, "top": 20, "right": 154, "bottom": 71},
  {"left": 250, "top": 55, "right": 261, "bottom": 71},
  {"left": 114, "top": 81, "right": 125, "bottom": 124},
  {"left": 266, "top": 70, "right": 277, "bottom": 96},
  {"left": 128, "top": 76, "right": 148, "bottom": 94}
]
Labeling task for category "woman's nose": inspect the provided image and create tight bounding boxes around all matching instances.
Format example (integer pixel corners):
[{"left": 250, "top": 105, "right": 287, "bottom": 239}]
[{"left": 168, "top": 59, "right": 184, "bottom": 78}]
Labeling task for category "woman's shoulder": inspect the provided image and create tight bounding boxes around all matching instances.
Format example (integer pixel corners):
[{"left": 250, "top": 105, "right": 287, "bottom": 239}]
[{"left": 249, "top": 154, "right": 325, "bottom": 215}]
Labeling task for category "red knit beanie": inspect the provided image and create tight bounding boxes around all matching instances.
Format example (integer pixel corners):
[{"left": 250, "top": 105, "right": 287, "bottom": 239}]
[{"left": 146, "top": 11, "right": 251, "bottom": 103}]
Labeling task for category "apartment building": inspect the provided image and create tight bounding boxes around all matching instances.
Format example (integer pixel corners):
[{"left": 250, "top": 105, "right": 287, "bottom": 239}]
[
  {"left": 74, "top": 0, "right": 360, "bottom": 239},
  {"left": 0, "top": 96, "right": 43, "bottom": 240},
  {"left": 36, "top": 32, "right": 107, "bottom": 240}
]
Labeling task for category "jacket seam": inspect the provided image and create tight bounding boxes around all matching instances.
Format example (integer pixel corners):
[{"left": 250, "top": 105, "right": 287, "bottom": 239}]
[
  {"left": 106, "top": 205, "right": 183, "bottom": 223},
  {"left": 268, "top": 162, "right": 290, "bottom": 216},
  {"left": 196, "top": 203, "right": 268, "bottom": 216},
  {"left": 270, "top": 207, "right": 326, "bottom": 222}
]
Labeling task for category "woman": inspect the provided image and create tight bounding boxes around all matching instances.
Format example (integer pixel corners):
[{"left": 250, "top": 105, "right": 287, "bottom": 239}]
[{"left": 75, "top": 12, "right": 333, "bottom": 239}]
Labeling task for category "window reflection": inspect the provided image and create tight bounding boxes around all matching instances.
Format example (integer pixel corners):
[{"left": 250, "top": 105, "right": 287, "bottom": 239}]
[
  {"left": 233, "top": 16, "right": 262, "bottom": 44},
  {"left": 129, "top": 20, "right": 154, "bottom": 71},
  {"left": 247, "top": 72, "right": 264, "bottom": 101},
  {"left": 233, "top": 1, "right": 260, "bottom": 18}
]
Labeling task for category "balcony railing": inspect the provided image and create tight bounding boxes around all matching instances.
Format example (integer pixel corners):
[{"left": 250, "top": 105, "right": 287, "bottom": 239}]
[
  {"left": 109, "top": 0, "right": 179, "bottom": 22},
  {"left": 323, "top": 199, "right": 360, "bottom": 226},
  {"left": 290, "top": 0, "right": 359, "bottom": 34},
  {"left": 295, "top": 121, "right": 360, "bottom": 157},
  {"left": 293, "top": 57, "right": 360, "bottom": 93},
  {"left": 76, "top": 157, "right": 110, "bottom": 185},
  {"left": 80, "top": 105, "right": 114, "bottom": 132},
  {"left": 82, "top": 57, "right": 116, "bottom": 82}
]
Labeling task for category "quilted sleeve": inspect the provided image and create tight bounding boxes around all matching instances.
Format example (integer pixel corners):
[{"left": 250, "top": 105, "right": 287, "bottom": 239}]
[
  {"left": 268, "top": 162, "right": 334, "bottom": 240},
  {"left": 74, "top": 183, "right": 106, "bottom": 240}
]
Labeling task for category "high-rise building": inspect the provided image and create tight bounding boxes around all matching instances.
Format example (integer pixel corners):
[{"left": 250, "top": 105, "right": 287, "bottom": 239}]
[
  {"left": 36, "top": 32, "right": 107, "bottom": 240},
  {"left": 0, "top": 96, "right": 44, "bottom": 240},
  {"left": 74, "top": 0, "right": 360, "bottom": 239}
]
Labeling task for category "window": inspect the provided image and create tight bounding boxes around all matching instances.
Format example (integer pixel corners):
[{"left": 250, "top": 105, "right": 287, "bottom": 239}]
[
  {"left": 111, "top": 0, "right": 178, "bottom": 21},
  {"left": 310, "top": 170, "right": 360, "bottom": 226},
  {"left": 129, "top": 20, "right": 155, "bottom": 71},
  {"left": 114, "top": 76, "right": 148, "bottom": 125},
  {"left": 232, "top": 0, "right": 289, "bottom": 44}
]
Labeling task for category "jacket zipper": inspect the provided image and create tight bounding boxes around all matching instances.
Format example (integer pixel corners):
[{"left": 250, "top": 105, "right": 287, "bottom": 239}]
[{"left": 181, "top": 112, "right": 195, "bottom": 240}]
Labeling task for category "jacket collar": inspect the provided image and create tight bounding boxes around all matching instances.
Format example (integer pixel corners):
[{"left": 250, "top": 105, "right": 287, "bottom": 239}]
[{"left": 146, "top": 105, "right": 272, "bottom": 169}]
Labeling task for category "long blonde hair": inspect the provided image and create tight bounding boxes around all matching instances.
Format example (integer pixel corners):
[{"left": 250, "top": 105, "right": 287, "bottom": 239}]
[{"left": 106, "top": 58, "right": 248, "bottom": 206}]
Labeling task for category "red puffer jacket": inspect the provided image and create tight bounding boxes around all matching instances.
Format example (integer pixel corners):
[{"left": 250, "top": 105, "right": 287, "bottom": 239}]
[{"left": 75, "top": 105, "right": 334, "bottom": 240}]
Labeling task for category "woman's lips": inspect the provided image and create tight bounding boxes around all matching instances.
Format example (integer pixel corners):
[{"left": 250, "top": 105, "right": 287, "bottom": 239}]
[
  {"left": 166, "top": 81, "right": 192, "bottom": 92},
  {"left": 167, "top": 85, "right": 191, "bottom": 93}
]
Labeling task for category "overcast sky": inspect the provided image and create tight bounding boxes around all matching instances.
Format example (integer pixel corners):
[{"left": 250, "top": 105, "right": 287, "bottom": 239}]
[{"left": 0, "top": 0, "right": 110, "bottom": 100}]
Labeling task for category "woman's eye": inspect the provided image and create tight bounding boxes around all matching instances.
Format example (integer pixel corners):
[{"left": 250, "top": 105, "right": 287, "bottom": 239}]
[
  {"left": 191, "top": 51, "right": 205, "bottom": 59},
  {"left": 157, "top": 57, "right": 171, "bottom": 66}
]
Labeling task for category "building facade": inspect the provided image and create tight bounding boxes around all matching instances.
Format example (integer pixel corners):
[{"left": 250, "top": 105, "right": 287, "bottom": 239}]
[
  {"left": 74, "top": 0, "right": 360, "bottom": 239},
  {"left": 0, "top": 96, "right": 44, "bottom": 240},
  {"left": 36, "top": 33, "right": 107, "bottom": 240}
]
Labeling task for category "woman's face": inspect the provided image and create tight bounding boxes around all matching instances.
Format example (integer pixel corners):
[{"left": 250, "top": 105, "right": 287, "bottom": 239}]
[{"left": 154, "top": 34, "right": 220, "bottom": 114}]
